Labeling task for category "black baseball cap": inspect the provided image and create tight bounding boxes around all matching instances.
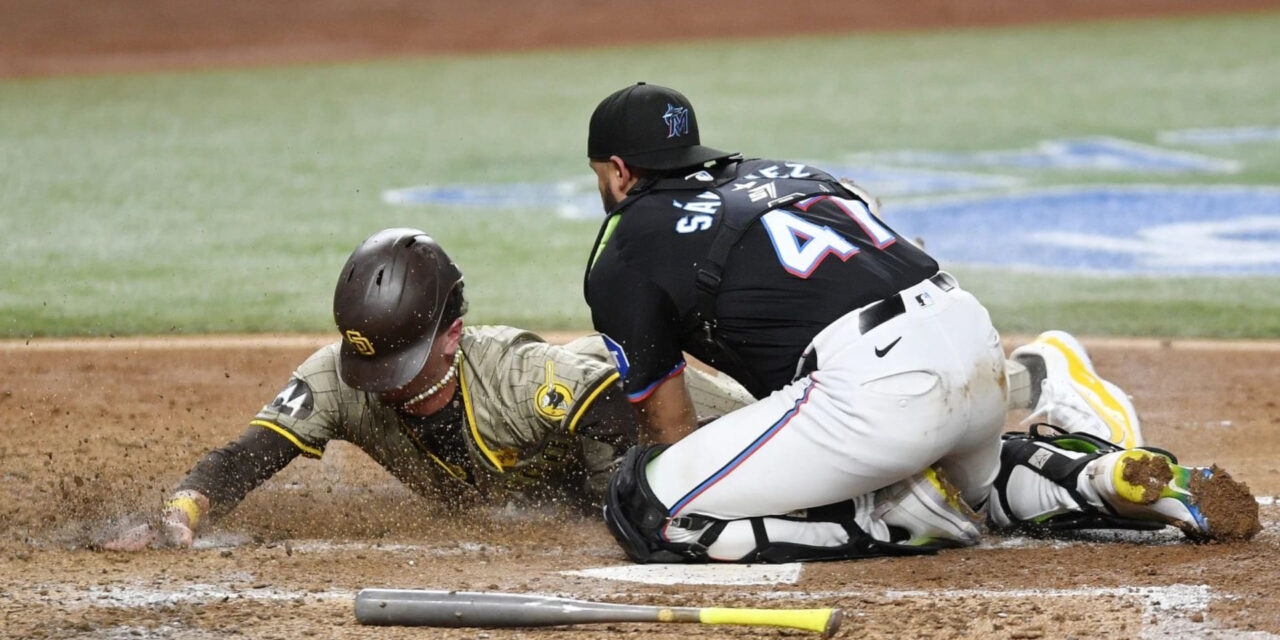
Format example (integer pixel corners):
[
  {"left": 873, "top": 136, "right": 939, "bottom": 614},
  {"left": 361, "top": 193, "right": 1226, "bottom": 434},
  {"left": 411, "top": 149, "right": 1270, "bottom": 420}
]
[
  {"left": 333, "top": 228, "right": 463, "bottom": 393},
  {"left": 588, "top": 82, "right": 736, "bottom": 171}
]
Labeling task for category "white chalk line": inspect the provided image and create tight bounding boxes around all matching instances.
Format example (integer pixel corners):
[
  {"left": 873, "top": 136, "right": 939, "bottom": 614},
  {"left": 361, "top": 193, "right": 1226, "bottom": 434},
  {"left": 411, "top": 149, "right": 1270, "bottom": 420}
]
[
  {"left": 40, "top": 581, "right": 1277, "bottom": 639},
  {"left": 680, "top": 585, "right": 1275, "bottom": 639},
  {"left": 34, "top": 580, "right": 1208, "bottom": 611},
  {"left": 191, "top": 537, "right": 508, "bottom": 555},
  {"left": 29, "top": 582, "right": 354, "bottom": 609}
]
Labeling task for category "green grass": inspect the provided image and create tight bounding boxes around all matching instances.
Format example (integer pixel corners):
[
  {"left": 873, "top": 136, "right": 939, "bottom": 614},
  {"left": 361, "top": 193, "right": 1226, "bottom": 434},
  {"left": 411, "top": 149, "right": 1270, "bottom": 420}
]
[
  {"left": 954, "top": 269, "right": 1280, "bottom": 338},
  {"left": 2, "top": 11, "right": 1278, "bottom": 337}
]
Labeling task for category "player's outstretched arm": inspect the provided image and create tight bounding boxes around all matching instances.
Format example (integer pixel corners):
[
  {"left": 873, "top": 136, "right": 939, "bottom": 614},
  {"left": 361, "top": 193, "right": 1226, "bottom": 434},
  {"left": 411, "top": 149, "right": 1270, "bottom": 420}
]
[
  {"left": 103, "top": 425, "right": 302, "bottom": 551},
  {"left": 567, "top": 385, "right": 642, "bottom": 499},
  {"left": 634, "top": 373, "right": 699, "bottom": 444}
]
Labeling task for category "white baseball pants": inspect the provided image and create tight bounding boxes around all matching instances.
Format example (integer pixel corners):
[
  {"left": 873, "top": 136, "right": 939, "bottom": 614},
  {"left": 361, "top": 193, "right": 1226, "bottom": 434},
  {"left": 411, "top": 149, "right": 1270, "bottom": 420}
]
[{"left": 648, "top": 273, "right": 1008, "bottom": 531}]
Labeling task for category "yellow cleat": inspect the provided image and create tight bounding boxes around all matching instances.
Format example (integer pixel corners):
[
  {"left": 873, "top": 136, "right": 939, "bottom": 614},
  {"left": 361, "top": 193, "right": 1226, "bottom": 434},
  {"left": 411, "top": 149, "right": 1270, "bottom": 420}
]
[{"left": 1012, "top": 330, "right": 1143, "bottom": 449}]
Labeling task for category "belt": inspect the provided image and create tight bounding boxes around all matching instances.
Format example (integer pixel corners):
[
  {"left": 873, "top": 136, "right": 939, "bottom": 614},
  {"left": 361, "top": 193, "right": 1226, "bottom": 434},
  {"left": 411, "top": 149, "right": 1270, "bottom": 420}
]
[{"left": 857, "top": 273, "right": 955, "bottom": 334}]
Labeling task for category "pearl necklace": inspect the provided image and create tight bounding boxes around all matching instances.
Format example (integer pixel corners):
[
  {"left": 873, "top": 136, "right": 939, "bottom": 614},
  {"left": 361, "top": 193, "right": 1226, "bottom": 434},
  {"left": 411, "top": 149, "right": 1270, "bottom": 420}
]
[{"left": 402, "top": 351, "right": 461, "bottom": 408}]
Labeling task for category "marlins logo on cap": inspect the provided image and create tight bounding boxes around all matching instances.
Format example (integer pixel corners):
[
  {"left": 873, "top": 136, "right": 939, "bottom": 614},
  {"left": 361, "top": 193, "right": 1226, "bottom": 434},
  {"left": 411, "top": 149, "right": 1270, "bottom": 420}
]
[{"left": 663, "top": 104, "right": 690, "bottom": 138}]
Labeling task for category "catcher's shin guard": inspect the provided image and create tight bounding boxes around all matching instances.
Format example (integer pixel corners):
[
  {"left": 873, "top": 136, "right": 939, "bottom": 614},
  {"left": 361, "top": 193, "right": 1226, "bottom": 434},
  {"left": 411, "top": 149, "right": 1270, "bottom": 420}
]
[
  {"left": 601, "top": 445, "right": 870, "bottom": 563},
  {"left": 658, "top": 497, "right": 973, "bottom": 564},
  {"left": 603, "top": 444, "right": 703, "bottom": 563},
  {"left": 607, "top": 447, "right": 980, "bottom": 564},
  {"left": 990, "top": 423, "right": 1260, "bottom": 540},
  {"left": 689, "top": 468, "right": 980, "bottom": 563},
  {"left": 990, "top": 423, "right": 1162, "bottom": 533}
]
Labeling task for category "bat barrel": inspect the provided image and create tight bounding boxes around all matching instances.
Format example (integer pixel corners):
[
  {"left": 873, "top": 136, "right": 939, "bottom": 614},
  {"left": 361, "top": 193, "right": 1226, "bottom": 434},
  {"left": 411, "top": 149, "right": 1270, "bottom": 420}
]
[{"left": 354, "top": 589, "right": 678, "bottom": 627}]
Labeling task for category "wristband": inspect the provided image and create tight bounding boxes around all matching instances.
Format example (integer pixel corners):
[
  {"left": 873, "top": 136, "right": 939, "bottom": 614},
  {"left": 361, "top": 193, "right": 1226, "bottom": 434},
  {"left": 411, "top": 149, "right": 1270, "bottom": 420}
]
[{"left": 164, "top": 496, "right": 202, "bottom": 530}]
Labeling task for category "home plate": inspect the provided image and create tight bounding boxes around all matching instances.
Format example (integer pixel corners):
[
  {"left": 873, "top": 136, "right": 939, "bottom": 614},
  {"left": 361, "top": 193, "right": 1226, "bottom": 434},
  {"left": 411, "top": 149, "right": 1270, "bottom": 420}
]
[{"left": 561, "top": 563, "right": 803, "bottom": 585}]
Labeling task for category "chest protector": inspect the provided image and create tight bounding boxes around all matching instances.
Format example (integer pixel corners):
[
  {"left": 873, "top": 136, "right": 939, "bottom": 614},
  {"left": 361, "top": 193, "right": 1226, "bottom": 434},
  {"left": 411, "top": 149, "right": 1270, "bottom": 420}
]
[{"left": 591, "top": 159, "right": 860, "bottom": 393}]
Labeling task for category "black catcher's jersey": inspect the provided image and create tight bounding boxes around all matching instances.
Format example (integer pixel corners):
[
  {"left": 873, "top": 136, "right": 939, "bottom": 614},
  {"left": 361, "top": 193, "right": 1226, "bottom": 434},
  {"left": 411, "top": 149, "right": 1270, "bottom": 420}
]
[{"left": 584, "top": 158, "right": 939, "bottom": 400}]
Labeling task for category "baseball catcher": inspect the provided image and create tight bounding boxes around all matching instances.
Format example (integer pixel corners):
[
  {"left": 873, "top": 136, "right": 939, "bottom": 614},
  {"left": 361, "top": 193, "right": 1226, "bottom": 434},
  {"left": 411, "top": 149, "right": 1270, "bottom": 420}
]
[
  {"left": 106, "top": 228, "right": 753, "bottom": 550},
  {"left": 582, "top": 83, "right": 1258, "bottom": 564}
]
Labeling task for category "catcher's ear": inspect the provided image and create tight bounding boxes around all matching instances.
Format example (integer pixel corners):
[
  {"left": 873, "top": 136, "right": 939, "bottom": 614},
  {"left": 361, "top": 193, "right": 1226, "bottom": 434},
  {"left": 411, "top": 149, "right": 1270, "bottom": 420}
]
[
  {"left": 609, "top": 156, "right": 628, "bottom": 180},
  {"left": 610, "top": 156, "right": 643, "bottom": 191}
]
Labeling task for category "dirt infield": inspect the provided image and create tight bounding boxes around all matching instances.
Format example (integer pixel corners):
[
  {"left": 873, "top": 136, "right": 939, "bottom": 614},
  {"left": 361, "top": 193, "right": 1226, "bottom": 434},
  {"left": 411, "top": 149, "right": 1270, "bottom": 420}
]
[{"left": 2, "top": 335, "right": 1278, "bottom": 639}]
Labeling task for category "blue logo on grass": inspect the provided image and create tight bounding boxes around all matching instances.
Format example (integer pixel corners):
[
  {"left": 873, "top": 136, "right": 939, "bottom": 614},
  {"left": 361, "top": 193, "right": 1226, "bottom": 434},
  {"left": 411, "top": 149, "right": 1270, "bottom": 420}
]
[
  {"left": 883, "top": 186, "right": 1280, "bottom": 275},
  {"left": 1158, "top": 127, "right": 1280, "bottom": 146},
  {"left": 853, "top": 137, "right": 1239, "bottom": 173}
]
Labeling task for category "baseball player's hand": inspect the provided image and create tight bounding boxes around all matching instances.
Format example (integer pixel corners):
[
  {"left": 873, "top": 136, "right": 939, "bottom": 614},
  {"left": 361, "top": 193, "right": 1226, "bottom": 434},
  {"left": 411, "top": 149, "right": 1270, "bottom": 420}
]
[
  {"left": 103, "top": 491, "right": 206, "bottom": 551},
  {"left": 102, "top": 514, "right": 193, "bottom": 551},
  {"left": 157, "top": 506, "right": 198, "bottom": 547}
]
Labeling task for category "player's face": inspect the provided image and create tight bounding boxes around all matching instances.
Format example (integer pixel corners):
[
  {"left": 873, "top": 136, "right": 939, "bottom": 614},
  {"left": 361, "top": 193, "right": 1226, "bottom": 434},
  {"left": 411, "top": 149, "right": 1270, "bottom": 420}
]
[
  {"left": 590, "top": 159, "right": 620, "bottom": 213},
  {"left": 378, "top": 319, "right": 464, "bottom": 413},
  {"left": 381, "top": 348, "right": 442, "bottom": 400}
]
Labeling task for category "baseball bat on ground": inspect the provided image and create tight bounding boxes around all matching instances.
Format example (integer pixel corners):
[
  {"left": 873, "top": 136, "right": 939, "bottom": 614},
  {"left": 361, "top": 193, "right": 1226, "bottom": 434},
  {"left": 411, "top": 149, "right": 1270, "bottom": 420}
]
[{"left": 354, "top": 588, "right": 842, "bottom": 637}]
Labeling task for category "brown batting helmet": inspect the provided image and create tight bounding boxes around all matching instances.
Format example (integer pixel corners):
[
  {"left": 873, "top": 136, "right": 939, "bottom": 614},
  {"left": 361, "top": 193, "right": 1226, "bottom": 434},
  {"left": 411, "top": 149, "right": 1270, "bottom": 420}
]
[{"left": 333, "top": 228, "right": 463, "bottom": 392}]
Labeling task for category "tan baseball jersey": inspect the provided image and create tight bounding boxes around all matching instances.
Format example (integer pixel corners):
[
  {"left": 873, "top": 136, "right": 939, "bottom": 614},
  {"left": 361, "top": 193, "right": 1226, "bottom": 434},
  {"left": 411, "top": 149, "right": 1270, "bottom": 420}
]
[{"left": 252, "top": 326, "right": 629, "bottom": 506}]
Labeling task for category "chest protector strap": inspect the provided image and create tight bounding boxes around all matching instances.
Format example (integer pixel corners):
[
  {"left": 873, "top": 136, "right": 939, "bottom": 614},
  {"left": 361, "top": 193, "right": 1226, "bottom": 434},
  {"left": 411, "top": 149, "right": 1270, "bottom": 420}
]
[
  {"left": 650, "top": 161, "right": 855, "bottom": 391},
  {"left": 689, "top": 163, "right": 848, "bottom": 326}
]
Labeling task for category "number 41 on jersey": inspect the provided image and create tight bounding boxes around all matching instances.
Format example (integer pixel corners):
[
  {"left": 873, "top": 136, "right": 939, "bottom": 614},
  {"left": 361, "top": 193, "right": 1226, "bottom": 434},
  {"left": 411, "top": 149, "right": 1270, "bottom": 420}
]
[{"left": 762, "top": 196, "right": 896, "bottom": 278}]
